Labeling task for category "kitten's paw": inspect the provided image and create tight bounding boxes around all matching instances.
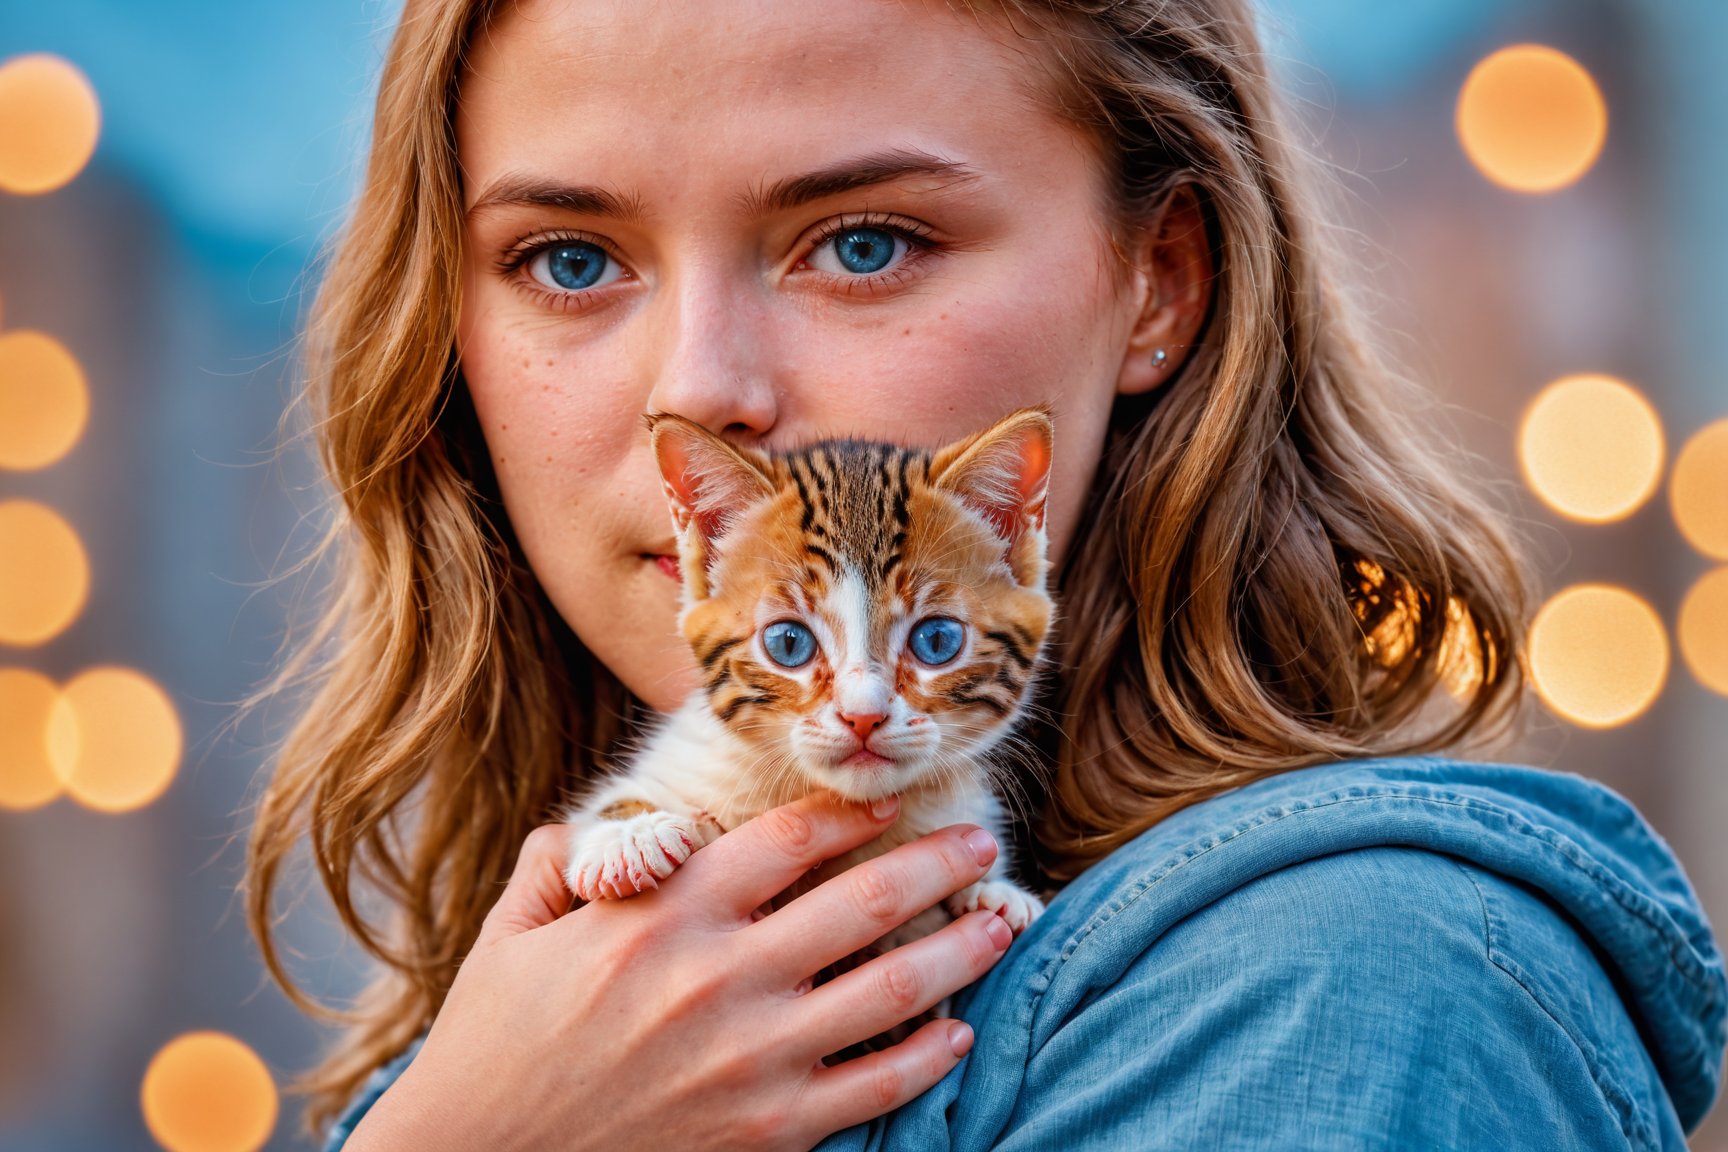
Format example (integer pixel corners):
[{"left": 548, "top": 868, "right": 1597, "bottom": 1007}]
[
  {"left": 565, "top": 811, "right": 704, "bottom": 902},
  {"left": 945, "top": 880, "right": 1045, "bottom": 936}
]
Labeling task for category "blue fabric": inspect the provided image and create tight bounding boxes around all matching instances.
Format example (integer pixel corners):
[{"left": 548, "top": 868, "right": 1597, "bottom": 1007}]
[{"left": 321, "top": 755, "right": 1727, "bottom": 1150}]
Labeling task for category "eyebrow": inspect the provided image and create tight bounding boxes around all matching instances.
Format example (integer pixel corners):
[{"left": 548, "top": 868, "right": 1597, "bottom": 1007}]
[
  {"left": 464, "top": 177, "right": 648, "bottom": 224},
  {"left": 740, "top": 148, "right": 982, "bottom": 216},
  {"left": 463, "top": 148, "right": 982, "bottom": 224}
]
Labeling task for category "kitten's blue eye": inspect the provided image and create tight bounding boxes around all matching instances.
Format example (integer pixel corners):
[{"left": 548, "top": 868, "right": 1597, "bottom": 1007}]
[
  {"left": 909, "top": 617, "right": 965, "bottom": 666},
  {"left": 815, "top": 226, "right": 906, "bottom": 276},
  {"left": 528, "top": 240, "right": 623, "bottom": 292},
  {"left": 763, "top": 621, "right": 818, "bottom": 668}
]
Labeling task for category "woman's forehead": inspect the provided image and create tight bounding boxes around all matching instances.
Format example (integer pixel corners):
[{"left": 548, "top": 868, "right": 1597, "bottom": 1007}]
[{"left": 453, "top": 0, "right": 1072, "bottom": 216}]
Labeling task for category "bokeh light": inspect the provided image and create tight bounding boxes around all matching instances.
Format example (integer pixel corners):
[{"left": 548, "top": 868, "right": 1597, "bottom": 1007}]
[
  {"left": 1457, "top": 44, "right": 1607, "bottom": 194},
  {"left": 1679, "top": 568, "right": 1728, "bottom": 697},
  {"left": 0, "top": 500, "right": 90, "bottom": 646},
  {"left": 141, "top": 1032, "right": 277, "bottom": 1152},
  {"left": 0, "top": 668, "right": 63, "bottom": 810},
  {"left": 1671, "top": 419, "right": 1728, "bottom": 560},
  {"left": 1518, "top": 375, "right": 1664, "bottom": 523},
  {"left": 47, "top": 667, "right": 181, "bottom": 813},
  {"left": 1528, "top": 584, "right": 1668, "bottom": 728},
  {"left": 0, "top": 329, "right": 90, "bottom": 470},
  {"left": 0, "top": 54, "right": 101, "bottom": 196}
]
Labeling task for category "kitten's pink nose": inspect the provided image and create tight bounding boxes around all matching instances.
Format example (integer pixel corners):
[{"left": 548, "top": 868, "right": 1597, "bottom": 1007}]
[{"left": 838, "top": 710, "right": 886, "bottom": 743}]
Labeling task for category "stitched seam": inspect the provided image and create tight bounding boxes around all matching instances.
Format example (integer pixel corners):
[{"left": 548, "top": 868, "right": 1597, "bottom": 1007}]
[{"left": 1451, "top": 858, "right": 1656, "bottom": 1152}]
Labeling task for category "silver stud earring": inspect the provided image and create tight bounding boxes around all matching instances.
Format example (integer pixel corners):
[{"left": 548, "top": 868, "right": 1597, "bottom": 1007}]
[{"left": 1152, "top": 347, "right": 1168, "bottom": 369}]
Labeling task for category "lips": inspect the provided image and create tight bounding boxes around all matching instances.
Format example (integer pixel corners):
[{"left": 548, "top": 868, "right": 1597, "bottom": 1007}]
[
  {"left": 649, "top": 554, "right": 682, "bottom": 583},
  {"left": 839, "top": 748, "right": 894, "bottom": 769}
]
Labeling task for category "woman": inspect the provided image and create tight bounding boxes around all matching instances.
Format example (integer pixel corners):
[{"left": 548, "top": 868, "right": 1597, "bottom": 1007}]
[{"left": 244, "top": 0, "right": 1728, "bottom": 1148}]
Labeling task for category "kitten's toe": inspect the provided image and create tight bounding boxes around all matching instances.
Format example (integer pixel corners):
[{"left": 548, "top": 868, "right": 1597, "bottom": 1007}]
[
  {"left": 564, "top": 838, "right": 617, "bottom": 904},
  {"left": 565, "top": 811, "right": 702, "bottom": 901},
  {"left": 564, "top": 853, "right": 607, "bottom": 905},
  {"left": 946, "top": 880, "right": 1045, "bottom": 936}
]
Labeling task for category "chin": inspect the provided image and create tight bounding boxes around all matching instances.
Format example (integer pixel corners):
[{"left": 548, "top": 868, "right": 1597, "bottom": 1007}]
[{"left": 802, "top": 759, "right": 928, "bottom": 802}]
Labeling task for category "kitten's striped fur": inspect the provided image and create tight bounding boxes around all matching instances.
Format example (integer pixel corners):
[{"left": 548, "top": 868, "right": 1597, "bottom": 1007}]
[{"left": 561, "top": 406, "right": 1056, "bottom": 948}]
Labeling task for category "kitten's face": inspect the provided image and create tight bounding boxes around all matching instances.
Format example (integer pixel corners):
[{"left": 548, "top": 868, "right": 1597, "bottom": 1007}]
[{"left": 657, "top": 408, "right": 1055, "bottom": 800}]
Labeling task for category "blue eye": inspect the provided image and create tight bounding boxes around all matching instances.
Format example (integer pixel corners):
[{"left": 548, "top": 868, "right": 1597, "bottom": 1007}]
[
  {"left": 817, "top": 226, "right": 905, "bottom": 275},
  {"left": 834, "top": 228, "right": 896, "bottom": 274},
  {"left": 909, "top": 617, "right": 965, "bottom": 666},
  {"left": 763, "top": 621, "right": 818, "bottom": 668},
  {"left": 527, "top": 240, "right": 622, "bottom": 292}
]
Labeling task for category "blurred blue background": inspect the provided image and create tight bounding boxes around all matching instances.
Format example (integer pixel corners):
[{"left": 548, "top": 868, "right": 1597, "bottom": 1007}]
[{"left": 1, "top": 0, "right": 1725, "bottom": 1147}]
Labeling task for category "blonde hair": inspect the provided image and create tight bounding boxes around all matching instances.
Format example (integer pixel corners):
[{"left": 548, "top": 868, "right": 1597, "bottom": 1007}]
[{"left": 244, "top": 0, "right": 1536, "bottom": 1137}]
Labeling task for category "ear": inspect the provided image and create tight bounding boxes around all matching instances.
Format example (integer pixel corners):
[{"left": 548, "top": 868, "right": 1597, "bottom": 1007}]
[
  {"left": 645, "top": 412, "right": 776, "bottom": 599},
  {"left": 1116, "top": 183, "right": 1214, "bottom": 397},
  {"left": 928, "top": 405, "right": 1054, "bottom": 586}
]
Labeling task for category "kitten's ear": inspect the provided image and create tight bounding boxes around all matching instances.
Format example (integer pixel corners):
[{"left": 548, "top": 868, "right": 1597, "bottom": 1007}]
[
  {"left": 646, "top": 412, "right": 776, "bottom": 598},
  {"left": 928, "top": 405, "right": 1053, "bottom": 585}
]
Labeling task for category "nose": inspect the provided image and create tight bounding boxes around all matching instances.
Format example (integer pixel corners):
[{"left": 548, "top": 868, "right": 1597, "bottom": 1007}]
[
  {"left": 641, "top": 260, "right": 780, "bottom": 441},
  {"left": 838, "top": 710, "right": 886, "bottom": 743}
]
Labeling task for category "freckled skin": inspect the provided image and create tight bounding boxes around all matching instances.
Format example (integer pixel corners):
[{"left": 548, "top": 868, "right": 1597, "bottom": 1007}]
[{"left": 453, "top": 0, "right": 1185, "bottom": 714}]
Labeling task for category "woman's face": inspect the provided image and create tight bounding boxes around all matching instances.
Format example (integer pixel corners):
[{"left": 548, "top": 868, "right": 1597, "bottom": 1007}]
[{"left": 455, "top": 0, "right": 1196, "bottom": 713}]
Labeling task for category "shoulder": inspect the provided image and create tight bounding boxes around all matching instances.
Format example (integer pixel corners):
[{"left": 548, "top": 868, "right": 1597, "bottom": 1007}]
[
  {"left": 1142, "top": 841, "right": 1485, "bottom": 969},
  {"left": 975, "top": 846, "right": 1662, "bottom": 1150},
  {"left": 1025, "top": 841, "right": 1564, "bottom": 1049},
  {"left": 851, "top": 755, "right": 1703, "bottom": 1152},
  {"left": 836, "top": 839, "right": 1655, "bottom": 1152}
]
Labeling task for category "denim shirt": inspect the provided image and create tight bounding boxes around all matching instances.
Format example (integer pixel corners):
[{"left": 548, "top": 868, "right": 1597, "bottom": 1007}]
[{"left": 323, "top": 755, "right": 1727, "bottom": 1150}]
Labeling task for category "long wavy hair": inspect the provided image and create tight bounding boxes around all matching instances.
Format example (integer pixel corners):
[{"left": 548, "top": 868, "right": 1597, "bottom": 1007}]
[{"left": 244, "top": 0, "right": 1538, "bottom": 1136}]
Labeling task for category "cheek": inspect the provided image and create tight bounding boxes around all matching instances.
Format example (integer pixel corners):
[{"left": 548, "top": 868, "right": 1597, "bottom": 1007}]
[
  {"left": 810, "top": 238, "right": 1123, "bottom": 432},
  {"left": 902, "top": 303, "right": 1091, "bottom": 408},
  {"left": 806, "top": 243, "right": 1119, "bottom": 565},
  {"left": 953, "top": 235, "right": 1123, "bottom": 386},
  {"left": 453, "top": 295, "right": 707, "bottom": 710},
  {"left": 460, "top": 257, "right": 646, "bottom": 457},
  {"left": 458, "top": 317, "right": 641, "bottom": 483}
]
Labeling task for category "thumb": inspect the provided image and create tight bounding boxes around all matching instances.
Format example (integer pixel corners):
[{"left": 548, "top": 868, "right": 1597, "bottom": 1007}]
[{"left": 476, "top": 823, "right": 578, "bottom": 947}]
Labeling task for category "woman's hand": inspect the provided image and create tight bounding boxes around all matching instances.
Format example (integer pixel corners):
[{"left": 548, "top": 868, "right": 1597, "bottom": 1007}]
[{"left": 344, "top": 792, "right": 1013, "bottom": 1152}]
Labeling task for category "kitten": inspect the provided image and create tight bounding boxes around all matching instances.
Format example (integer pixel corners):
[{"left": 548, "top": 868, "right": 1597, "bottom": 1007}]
[{"left": 560, "top": 405, "right": 1056, "bottom": 949}]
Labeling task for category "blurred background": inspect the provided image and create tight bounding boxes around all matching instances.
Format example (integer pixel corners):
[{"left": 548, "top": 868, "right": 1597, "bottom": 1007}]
[{"left": 1, "top": 0, "right": 1725, "bottom": 1147}]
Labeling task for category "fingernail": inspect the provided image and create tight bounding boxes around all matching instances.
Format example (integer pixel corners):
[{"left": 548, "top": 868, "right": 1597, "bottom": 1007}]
[
  {"left": 962, "top": 827, "right": 997, "bottom": 866},
  {"left": 983, "top": 912, "right": 1012, "bottom": 951},
  {"left": 947, "top": 1021, "right": 974, "bottom": 1057},
  {"left": 871, "top": 795, "right": 899, "bottom": 821}
]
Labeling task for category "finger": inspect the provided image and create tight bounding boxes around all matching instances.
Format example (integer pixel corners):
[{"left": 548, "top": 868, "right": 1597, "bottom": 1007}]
[
  {"left": 475, "top": 823, "right": 578, "bottom": 946},
  {"left": 802, "top": 1016, "right": 974, "bottom": 1135},
  {"left": 675, "top": 790, "right": 901, "bottom": 921},
  {"left": 794, "top": 910, "right": 1011, "bottom": 1061},
  {"left": 747, "top": 823, "right": 997, "bottom": 981}
]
